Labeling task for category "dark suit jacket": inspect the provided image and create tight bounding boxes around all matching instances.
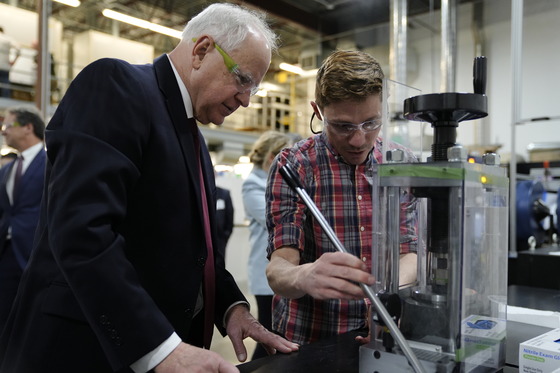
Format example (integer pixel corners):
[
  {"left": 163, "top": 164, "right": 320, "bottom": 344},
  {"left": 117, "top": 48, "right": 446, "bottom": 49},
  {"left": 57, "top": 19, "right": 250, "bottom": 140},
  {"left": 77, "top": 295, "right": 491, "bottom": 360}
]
[
  {"left": 0, "top": 149, "right": 46, "bottom": 268},
  {"left": 0, "top": 55, "right": 246, "bottom": 373}
]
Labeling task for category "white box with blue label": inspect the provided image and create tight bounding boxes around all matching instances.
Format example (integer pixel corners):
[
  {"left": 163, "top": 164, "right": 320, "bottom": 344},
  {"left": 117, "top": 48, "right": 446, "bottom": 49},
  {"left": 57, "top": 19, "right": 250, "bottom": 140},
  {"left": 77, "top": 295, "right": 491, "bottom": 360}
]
[
  {"left": 520, "top": 328, "right": 560, "bottom": 373},
  {"left": 460, "top": 314, "right": 506, "bottom": 369}
]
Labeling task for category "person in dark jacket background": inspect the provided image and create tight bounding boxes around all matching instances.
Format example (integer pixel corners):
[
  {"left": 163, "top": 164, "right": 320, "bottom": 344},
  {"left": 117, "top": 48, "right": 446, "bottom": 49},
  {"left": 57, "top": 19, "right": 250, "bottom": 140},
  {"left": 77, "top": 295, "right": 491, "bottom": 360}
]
[
  {"left": 0, "top": 105, "right": 45, "bottom": 335},
  {"left": 215, "top": 184, "right": 234, "bottom": 269}
]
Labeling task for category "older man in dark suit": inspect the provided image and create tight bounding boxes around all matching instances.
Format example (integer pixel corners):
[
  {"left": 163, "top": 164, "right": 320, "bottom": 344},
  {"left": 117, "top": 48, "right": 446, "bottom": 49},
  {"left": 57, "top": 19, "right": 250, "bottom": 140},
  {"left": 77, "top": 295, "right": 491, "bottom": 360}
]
[
  {"left": 0, "top": 105, "right": 45, "bottom": 335},
  {"left": 0, "top": 4, "right": 297, "bottom": 373}
]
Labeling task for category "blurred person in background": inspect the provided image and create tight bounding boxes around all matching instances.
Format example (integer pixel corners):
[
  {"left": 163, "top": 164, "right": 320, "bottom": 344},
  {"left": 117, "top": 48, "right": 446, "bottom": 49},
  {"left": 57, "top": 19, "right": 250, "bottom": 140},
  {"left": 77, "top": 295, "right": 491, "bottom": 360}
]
[
  {"left": 0, "top": 26, "right": 20, "bottom": 98},
  {"left": 215, "top": 183, "right": 234, "bottom": 269},
  {"left": 242, "top": 130, "right": 294, "bottom": 359},
  {"left": 0, "top": 105, "right": 45, "bottom": 335}
]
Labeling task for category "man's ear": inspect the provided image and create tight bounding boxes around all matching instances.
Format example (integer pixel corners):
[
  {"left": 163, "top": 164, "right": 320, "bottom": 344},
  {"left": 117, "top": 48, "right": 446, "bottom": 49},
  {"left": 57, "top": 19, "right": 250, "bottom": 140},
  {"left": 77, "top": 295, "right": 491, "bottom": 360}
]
[
  {"left": 310, "top": 101, "right": 322, "bottom": 121},
  {"left": 192, "top": 36, "right": 213, "bottom": 69},
  {"left": 22, "top": 122, "right": 33, "bottom": 134}
]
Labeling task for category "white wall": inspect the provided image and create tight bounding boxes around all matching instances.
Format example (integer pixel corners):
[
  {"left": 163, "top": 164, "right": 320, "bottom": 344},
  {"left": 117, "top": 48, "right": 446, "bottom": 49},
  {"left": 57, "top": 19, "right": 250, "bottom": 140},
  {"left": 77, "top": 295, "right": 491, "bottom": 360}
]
[
  {"left": 406, "top": 0, "right": 560, "bottom": 161},
  {"left": 72, "top": 30, "right": 154, "bottom": 77},
  {"left": 0, "top": 3, "right": 62, "bottom": 48}
]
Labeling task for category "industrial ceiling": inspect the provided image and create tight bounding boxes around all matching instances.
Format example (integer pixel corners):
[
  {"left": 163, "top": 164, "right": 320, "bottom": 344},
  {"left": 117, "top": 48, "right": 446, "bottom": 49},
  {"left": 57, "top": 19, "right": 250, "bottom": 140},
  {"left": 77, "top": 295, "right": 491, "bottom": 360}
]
[{"left": 4, "top": 0, "right": 478, "bottom": 74}]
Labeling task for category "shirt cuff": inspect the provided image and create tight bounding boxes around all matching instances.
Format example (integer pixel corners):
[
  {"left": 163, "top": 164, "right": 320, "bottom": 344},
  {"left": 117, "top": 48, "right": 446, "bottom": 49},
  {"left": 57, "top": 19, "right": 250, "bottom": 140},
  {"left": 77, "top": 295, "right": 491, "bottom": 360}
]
[
  {"left": 223, "top": 301, "right": 250, "bottom": 328},
  {"left": 130, "top": 332, "right": 182, "bottom": 373}
]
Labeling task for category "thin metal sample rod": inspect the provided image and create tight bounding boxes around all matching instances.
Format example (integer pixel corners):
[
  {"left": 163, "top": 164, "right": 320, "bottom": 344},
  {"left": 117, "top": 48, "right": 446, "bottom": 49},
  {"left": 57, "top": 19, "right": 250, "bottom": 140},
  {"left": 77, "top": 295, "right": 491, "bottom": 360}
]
[{"left": 279, "top": 163, "right": 426, "bottom": 373}]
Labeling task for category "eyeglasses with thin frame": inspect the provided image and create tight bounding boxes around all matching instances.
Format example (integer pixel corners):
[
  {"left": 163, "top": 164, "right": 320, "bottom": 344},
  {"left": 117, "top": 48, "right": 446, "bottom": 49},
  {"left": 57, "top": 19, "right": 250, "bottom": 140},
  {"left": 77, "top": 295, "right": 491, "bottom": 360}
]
[
  {"left": 0, "top": 121, "right": 22, "bottom": 132},
  {"left": 319, "top": 111, "right": 383, "bottom": 137},
  {"left": 192, "top": 37, "right": 260, "bottom": 96}
]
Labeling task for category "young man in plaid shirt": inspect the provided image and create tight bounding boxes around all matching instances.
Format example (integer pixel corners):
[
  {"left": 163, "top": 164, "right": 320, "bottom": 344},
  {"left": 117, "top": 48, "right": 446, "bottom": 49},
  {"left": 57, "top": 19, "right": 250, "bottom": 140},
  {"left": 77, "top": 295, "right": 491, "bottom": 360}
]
[{"left": 265, "top": 50, "right": 419, "bottom": 346}]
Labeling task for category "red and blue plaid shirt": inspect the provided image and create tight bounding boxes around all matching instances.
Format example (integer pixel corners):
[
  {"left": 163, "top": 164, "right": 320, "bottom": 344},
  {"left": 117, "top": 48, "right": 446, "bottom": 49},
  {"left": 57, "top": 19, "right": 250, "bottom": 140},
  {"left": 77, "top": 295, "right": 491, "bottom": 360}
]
[{"left": 266, "top": 132, "right": 418, "bottom": 345}]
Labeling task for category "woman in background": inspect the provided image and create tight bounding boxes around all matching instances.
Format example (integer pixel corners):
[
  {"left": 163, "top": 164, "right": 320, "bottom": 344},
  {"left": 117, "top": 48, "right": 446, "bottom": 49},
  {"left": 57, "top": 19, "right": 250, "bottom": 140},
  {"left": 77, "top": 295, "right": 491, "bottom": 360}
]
[{"left": 242, "top": 131, "right": 296, "bottom": 359}]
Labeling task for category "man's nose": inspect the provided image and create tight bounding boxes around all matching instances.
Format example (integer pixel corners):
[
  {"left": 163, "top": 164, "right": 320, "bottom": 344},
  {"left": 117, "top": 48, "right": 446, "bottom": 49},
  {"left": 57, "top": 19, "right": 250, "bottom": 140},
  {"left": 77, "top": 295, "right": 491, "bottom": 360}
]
[
  {"left": 236, "top": 91, "right": 251, "bottom": 108},
  {"left": 347, "top": 128, "right": 368, "bottom": 147}
]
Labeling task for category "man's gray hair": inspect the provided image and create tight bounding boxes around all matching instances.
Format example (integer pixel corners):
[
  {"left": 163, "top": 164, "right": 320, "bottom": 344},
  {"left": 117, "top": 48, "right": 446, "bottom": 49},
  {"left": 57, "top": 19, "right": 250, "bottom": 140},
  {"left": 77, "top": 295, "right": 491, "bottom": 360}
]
[{"left": 182, "top": 3, "right": 278, "bottom": 53}]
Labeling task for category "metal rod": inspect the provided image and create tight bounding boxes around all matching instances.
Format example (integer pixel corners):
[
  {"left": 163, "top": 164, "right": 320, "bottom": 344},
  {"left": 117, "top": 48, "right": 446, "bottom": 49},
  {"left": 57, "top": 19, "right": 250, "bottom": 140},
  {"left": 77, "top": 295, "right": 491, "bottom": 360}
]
[
  {"left": 440, "top": 0, "right": 457, "bottom": 92},
  {"left": 279, "top": 164, "right": 426, "bottom": 373},
  {"left": 38, "top": 0, "right": 51, "bottom": 118},
  {"left": 509, "top": 0, "right": 523, "bottom": 254}
]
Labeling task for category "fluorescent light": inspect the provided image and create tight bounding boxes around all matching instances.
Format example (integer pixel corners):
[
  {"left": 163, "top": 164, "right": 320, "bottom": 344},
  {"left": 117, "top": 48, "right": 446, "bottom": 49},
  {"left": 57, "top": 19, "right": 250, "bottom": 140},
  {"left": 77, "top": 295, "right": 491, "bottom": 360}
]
[
  {"left": 279, "top": 63, "right": 303, "bottom": 75},
  {"left": 102, "top": 9, "right": 183, "bottom": 39},
  {"left": 279, "top": 63, "right": 318, "bottom": 77},
  {"left": 54, "top": 0, "right": 81, "bottom": 7}
]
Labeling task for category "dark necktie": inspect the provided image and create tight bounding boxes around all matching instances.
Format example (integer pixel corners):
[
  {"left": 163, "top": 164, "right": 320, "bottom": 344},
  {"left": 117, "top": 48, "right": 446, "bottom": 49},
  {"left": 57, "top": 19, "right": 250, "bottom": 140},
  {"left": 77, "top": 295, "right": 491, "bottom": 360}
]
[
  {"left": 12, "top": 155, "right": 24, "bottom": 201},
  {"left": 190, "top": 120, "right": 216, "bottom": 349}
]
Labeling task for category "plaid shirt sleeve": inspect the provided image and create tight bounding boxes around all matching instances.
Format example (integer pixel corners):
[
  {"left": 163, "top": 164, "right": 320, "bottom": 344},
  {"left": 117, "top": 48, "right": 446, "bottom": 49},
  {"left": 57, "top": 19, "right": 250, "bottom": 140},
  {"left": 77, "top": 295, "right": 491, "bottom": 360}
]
[{"left": 266, "top": 148, "right": 307, "bottom": 256}]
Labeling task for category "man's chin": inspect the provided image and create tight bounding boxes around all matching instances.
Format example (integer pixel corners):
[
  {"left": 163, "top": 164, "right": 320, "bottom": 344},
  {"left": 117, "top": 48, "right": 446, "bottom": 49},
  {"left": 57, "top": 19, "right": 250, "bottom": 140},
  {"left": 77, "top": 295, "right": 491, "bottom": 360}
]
[
  {"left": 342, "top": 153, "right": 367, "bottom": 165},
  {"left": 194, "top": 112, "right": 226, "bottom": 126},
  {"left": 194, "top": 116, "right": 217, "bottom": 125},
  {"left": 210, "top": 115, "right": 226, "bottom": 126}
]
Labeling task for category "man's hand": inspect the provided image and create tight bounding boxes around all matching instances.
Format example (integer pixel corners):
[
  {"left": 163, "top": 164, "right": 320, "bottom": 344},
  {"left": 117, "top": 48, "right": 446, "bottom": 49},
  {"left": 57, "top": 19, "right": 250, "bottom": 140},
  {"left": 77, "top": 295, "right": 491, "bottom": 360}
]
[
  {"left": 267, "top": 248, "right": 375, "bottom": 300},
  {"left": 154, "top": 342, "right": 239, "bottom": 373},
  {"left": 298, "top": 252, "right": 375, "bottom": 300},
  {"left": 225, "top": 304, "right": 299, "bottom": 361}
]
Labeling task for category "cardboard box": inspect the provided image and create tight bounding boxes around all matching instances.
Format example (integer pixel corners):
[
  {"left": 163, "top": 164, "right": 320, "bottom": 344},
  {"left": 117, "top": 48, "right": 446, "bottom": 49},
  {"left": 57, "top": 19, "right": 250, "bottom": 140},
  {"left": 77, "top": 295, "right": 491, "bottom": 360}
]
[{"left": 520, "top": 328, "right": 560, "bottom": 373}]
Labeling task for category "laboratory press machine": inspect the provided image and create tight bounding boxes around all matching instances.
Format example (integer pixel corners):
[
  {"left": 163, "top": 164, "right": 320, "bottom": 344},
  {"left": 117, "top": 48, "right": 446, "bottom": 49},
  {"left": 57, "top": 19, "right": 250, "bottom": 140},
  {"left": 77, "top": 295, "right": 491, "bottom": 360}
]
[{"left": 360, "top": 57, "right": 509, "bottom": 372}]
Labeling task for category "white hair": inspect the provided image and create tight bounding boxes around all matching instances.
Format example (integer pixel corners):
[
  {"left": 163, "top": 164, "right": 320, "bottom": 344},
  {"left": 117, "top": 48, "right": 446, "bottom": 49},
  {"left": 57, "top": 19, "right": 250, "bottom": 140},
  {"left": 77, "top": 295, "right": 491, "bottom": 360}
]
[{"left": 182, "top": 3, "right": 278, "bottom": 53}]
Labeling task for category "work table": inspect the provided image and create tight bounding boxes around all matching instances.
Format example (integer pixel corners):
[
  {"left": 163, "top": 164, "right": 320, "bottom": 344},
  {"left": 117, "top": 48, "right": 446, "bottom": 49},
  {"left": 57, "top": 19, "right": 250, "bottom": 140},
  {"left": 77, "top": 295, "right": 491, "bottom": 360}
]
[{"left": 238, "top": 285, "right": 560, "bottom": 372}]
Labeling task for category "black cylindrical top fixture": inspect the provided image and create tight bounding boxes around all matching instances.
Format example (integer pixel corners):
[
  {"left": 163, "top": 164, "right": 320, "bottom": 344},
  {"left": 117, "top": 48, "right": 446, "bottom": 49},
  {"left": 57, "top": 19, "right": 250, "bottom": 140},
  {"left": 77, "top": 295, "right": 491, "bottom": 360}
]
[{"left": 473, "top": 56, "right": 487, "bottom": 95}]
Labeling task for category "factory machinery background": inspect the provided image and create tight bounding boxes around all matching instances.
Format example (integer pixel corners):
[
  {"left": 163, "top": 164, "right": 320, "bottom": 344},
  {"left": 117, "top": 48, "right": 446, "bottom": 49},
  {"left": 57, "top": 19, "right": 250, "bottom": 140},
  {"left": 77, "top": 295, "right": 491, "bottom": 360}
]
[{"left": 0, "top": 0, "right": 559, "bottom": 287}]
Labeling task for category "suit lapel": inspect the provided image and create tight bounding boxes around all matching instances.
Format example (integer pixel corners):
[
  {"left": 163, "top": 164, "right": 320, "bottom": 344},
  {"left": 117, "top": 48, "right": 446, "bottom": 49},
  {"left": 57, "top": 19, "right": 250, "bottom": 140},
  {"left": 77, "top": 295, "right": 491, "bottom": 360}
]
[{"left": 153, "top": 55, "right": 204, "bottom": 214}]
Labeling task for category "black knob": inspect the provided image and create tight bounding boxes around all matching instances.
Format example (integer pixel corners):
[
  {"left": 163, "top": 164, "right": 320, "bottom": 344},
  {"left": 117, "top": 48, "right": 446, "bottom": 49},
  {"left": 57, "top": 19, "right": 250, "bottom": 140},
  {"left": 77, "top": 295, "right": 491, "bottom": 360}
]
[{"left": 473, "top": 56, "right": 487, "bottom": 95}]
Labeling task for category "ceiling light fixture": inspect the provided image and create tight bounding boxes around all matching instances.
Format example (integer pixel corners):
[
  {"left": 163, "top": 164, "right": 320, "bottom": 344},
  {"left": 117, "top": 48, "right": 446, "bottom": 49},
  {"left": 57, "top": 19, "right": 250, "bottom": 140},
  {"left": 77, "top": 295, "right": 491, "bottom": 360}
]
[
  {"left": 102, "top": 9, "right": 183, "bottom": 39},
  {"left": 279, "top": 62, "right": 318, "bottom": 77},
  {"left": 53, "top": 0, "right": 81, "bottom": 7},
  {"left": 279, "top": 62, "right": 303, "bottom": 75}
]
